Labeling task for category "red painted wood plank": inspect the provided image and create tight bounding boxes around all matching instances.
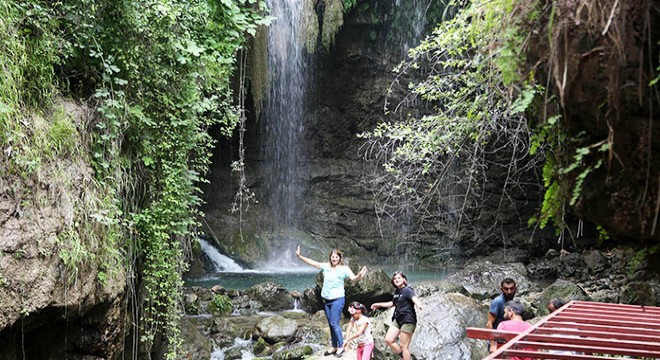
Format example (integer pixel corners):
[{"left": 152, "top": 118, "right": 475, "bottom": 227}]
[
  {"left": 535, "top": 326, "right": 660, "bottom": 342},
  {"left": 543, "top": 320, "right": 660, "bottom": 336},
  {"left": 516, "top": 341, "right": 660, "bottom": 358},
  {"left": 524, "top": 333, "right": 660, "bottom": 351},
  {"left": 503, "top": 348, "right": 629, "bottom": 359},
  {"left": 552, "top": 314, "right": 660, "bottom": 329},
  {"left": 570, "top": 301, "right": 660, "bottom": 314},
  {"left": 466, "top": 328, "right": 518, "bottom": 341},
  {"left": 482, "top": 301, "right": 660, "bottom": 360},
  {"left": 561, "top": 308, "right": 660, "bottom": 321}
]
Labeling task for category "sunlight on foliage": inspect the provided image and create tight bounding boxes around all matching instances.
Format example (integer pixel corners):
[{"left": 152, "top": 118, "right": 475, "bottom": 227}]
[
  {"left": 1, "top": 0, "right": 270, "bottom": 358},
  {"left": 361, "top": 0, "right": 544, "bottom": 247}
]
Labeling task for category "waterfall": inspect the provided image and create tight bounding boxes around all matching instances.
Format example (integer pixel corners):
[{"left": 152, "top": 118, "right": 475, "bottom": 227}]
[
  {"left": 199, "top": 238, "right": 243, "bottom": 272},
  {"left": 394, "top": 0, "right": 430, "bottom": 54},
  {"left": 261, "top": 0, "right": 310, "bottom": 232},
  {"left": 292, "top": 298, "right": 301, "bottom": 311}
]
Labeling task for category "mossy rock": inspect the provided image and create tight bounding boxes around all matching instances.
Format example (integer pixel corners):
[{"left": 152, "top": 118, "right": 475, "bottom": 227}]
[
  {"left": 272, "top": 345, "right": 314, "bottom": 360},
  {"left": 253, "top": 336, "right": 269, "bottom": 356}
]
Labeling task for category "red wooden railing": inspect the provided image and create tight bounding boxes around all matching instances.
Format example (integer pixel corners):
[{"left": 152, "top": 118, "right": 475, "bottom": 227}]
[{"left": 467, "top": 300, "right": 660, "bottom": 359}]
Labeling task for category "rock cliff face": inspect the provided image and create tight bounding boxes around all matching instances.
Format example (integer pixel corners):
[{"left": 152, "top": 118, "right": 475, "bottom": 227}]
[
  {"left": 0, "top": 100, "right": 125, "bottom": 359},
  {"left": 531, "top": 0, "right": 660, "bottom": 241},
  {"left": 201, "top": 0, "right": 556, "bottom": 268}
]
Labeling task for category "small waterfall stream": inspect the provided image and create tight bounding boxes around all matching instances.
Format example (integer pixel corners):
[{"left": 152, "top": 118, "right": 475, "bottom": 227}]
[{"left": 199, "top": 238, "right": 243, "bottom": 272}]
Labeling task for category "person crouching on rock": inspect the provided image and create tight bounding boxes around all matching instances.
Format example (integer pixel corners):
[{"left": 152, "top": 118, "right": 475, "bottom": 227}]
[{"left": 343, "top": 301, "right": 374, "bottom": 360}]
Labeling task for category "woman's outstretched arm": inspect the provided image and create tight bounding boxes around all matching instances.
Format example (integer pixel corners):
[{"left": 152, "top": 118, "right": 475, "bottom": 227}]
[
  {"left": 370, "top": 301, "right": 394, "bottom": 310},
  {"left": 296, "top": 245, "right": 321, "bottom": 269},
  {"left": 412, "top": 295, "right": 423, "bottom": 312}
]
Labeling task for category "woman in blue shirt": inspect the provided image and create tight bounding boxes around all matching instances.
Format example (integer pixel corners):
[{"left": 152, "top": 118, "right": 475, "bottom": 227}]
[{"left": 296, "top": 245, "right": 367, "bottom": 357}]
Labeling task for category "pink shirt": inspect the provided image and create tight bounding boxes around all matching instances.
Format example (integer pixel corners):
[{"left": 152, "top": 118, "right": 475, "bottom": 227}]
[{"left": 497, "top": 320, "right": 533, "bottom": 360}]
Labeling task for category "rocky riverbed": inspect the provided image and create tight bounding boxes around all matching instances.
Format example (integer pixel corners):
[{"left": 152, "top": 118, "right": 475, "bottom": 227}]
[{"left": 180, "top": 246, "right": 660, "bottom": 360}]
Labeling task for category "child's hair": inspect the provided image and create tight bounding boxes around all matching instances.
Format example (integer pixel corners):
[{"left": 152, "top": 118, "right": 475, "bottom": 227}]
[
  {"left": 349, "top": 301, "right": 368, "bottom": 316},
  {"left": 391, "top": 271, "right": 408, "bottom": 287},
  {"left": 328, "top": 249, "right": 344, "bottom": 265}
]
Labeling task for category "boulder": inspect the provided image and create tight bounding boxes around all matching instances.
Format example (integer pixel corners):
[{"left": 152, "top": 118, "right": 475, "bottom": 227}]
[
  {"left": 178, "top": 316, "right": 212, "bottom": 360},
  {"left": 254, "top": 316, "right": 298, "bottom": 344},
  {"left": 300, "top": 287, "right": 322, "bottom": 313},
  {"left": 444, "top": 261, "right": 534, "bottom": 299},
  {"left": 245, "top": 282, "right": 293, "bottom": 311},
  {"left": 272, "top": 345, "right": 314, "bottom": 360},
  {"left": 620, "top": 281, "right": 660, "bottom": 306},
  {"left": 369, "top": 292, "right": 488, "bottom": 360},
  {"left": 344, "top": 266, "right": 393, "bottom": 307},
  {"left": 536, "top": 279, "right": 590, "bottom": 316}
]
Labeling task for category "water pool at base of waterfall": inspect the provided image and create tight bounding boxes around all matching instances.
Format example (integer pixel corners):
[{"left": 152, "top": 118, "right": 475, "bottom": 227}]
[
  {"left": 185, "top": 270, "right": 318, "bottom": 292},
  {"left": 184, "top": 268, "right": 451, "bottom": 292}
]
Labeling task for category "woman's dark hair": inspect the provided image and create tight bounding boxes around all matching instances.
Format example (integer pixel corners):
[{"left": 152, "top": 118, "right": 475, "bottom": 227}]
[
  {"left": 390, "top": 271, "right": 408, "bottom": 287},
  {"left": 548, "top": 298, "right": 565, "bottom": 311},
  {"left": 349, "top": 301, "right": 368, "bottom": 315}
]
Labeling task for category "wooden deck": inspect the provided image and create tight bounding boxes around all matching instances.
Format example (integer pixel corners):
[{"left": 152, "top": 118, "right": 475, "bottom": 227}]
[{"left": 467, "top": 300, "right": 660, "bottom": 359}]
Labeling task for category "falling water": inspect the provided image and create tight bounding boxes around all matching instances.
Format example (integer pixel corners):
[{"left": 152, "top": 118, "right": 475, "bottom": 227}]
[
  {"left": 393, "top": 0, "right": 431, "bottom": 55},
  {"left": 199, "top": 238, "right": 243, "bottom": 272},
  {"left": 261, "top": 0, "right": 310, "bottom": 231}
]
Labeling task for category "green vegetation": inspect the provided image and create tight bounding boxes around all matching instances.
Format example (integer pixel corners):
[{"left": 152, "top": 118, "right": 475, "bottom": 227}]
[
  {"left": 362, "top": 0, "right": 544, "bottom": 244},
  {"left": 627, "top": 245, "right": 658, "bottom": 275},
  {"left": 1, "top": 0, "right": 270, "bottom": 358},
  {"left": 209, "top": 294, "right": 233, "bottom": 315},
  {"left": 364, "top": 0, "right": 659, "bottom": 247},
  {"left": 342, "top": 0, "right": 358, "bottom": 11}
]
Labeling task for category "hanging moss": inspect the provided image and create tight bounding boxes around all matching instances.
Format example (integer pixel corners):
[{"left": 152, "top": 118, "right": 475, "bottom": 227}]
[
  {"left": 300, "top": 0, "right": 345, "bottom": 53},
  {"left": 249, "top": 0, "right": 345, "bottom": 116},
  {"left": 320, "top": 0, "right": 344, "bottom": 51},
  {"left": 248, "top": 27, "right": 269, "bottom": 120},
  {"left": 301, "top": 0, "right": 320, "bottom": 53}
]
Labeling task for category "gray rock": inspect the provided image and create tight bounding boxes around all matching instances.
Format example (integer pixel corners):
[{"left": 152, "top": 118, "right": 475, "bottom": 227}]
[
  {"left": 178, "top": 316, "right": 212, "bottom": 360},
  {"left": 245, "top": 282, "right": 293, "bottom": 311},
  {"left": 537, "top": 279, "right": 590, "bottom": 316},
  {"left": 589, "top": 289, "right": 619, "bottom": 303},
  {"left": 583, "top": 250, "right": 608, "bottom": 275},
  {"left": 377, "top": 292, "right": 488, "bottom": 360},
  {"left": 272, "top": 344, "right": 314, "bottom": 360},
  {"left": 254, "top": 316, "right": 298, "bottom": 344},
  {"left": 620, "top": 281, "right": 659, "bottom": 306},
  {"left": 444, "top": 261, "right": 533, "bottom": 299}
]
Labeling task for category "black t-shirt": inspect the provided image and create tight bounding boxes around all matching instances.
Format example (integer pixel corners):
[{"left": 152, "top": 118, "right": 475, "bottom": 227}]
[{"left": 392, "top": 285, "right": 417, "bottom": 325}]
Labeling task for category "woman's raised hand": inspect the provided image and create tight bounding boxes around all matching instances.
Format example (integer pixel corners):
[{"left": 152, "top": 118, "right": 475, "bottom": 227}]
[
  {"left": 295, "top": 245, "right": 301, "bottom": 257},
  {"left": 358, "top": 266, "right": 368, "bottom": 278}
]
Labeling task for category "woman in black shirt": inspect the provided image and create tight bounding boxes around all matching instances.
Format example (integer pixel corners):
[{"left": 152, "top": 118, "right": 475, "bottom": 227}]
[{"left": 370, "top": 271, "right": 423, "bottom": 360}]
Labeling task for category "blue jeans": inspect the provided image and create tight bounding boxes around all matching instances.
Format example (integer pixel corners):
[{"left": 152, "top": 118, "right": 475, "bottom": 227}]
[{"left": 324, "top": 297, "right": 345, "bottom": 348}]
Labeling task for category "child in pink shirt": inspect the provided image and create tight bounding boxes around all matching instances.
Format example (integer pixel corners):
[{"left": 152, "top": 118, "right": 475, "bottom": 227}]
[{"left": 343, "top": 302, "right": 374, "bottom": 360}]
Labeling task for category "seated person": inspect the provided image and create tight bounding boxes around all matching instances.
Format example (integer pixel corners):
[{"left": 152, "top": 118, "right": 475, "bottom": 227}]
[{"left": 492, "top": 300, "right": 533, "bottom": 360}]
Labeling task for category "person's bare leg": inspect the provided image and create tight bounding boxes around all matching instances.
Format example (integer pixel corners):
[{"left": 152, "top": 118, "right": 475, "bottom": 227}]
[
  {"left": 384, "top": 327, "right": 402, "bottom": 356},
  {"left": 399, "top": 331, "right": 413, "bottom": 360}
]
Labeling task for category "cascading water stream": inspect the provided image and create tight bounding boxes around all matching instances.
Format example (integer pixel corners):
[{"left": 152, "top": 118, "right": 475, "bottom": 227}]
[
  {"left": 247, "top": 0, "right": 316, "bottom": 270},
  {"left": 261, "top": 0, "right": 310, "bottom": 232},
  {"left": 199, "top": 238, "right": 243, "bottom": 272}
]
